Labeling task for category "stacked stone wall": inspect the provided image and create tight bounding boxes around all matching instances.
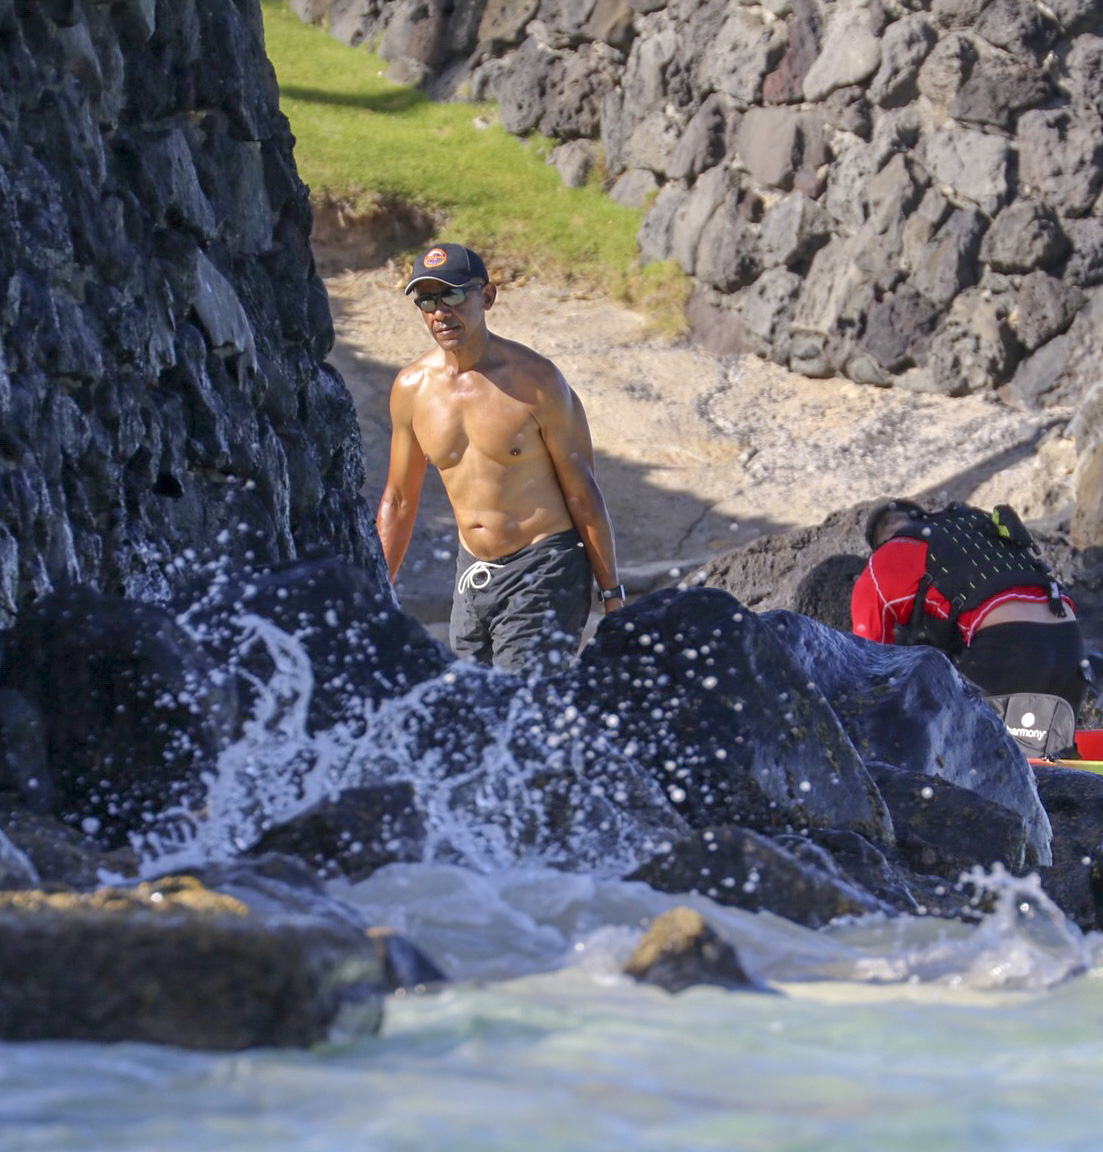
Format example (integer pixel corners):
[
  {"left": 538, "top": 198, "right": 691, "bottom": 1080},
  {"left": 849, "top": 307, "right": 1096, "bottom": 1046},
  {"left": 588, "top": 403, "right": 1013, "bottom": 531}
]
[{"left": 0, "top": 0, "right": 384, "bottom": 628}]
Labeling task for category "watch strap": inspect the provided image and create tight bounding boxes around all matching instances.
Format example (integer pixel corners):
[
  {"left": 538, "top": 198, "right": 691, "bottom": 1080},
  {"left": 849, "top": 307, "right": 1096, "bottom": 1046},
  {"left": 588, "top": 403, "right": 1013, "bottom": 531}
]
[{"left": 598, "top": 583, "right": 626, "bottom": 603}]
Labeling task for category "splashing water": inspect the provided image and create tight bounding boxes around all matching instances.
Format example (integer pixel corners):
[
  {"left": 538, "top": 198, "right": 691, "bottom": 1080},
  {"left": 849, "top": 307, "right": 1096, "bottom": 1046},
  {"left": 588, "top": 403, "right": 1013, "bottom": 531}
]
[
  {"left": 127, "top": 591, "right": 1103, "bottom": 1002},
  {"left": 834, "top": 865, "right": 1098, "bottom": 992},
  {"left": 134, "top": 611, "right": 685, "bottom": 880},
  {"left": 0, "top": 829, "right": 37, "bottom": 887}
]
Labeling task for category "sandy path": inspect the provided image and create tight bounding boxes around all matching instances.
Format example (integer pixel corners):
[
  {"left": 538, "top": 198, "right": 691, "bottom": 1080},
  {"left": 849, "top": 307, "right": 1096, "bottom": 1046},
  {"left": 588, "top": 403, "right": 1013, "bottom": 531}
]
[{"left": 325, "top": 264, "right": 1075, "bottom": 624}]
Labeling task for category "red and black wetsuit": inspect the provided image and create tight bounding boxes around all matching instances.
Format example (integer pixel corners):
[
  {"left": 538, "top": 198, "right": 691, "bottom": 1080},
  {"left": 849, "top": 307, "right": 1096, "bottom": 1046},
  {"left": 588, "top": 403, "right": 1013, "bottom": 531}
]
[{"left": 851, "top": 534, "right": 1088, "bottom": 718}]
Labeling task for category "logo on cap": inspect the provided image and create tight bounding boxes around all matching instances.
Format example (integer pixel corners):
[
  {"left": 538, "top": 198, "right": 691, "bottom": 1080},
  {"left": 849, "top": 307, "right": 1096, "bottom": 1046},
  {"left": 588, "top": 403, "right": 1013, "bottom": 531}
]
[{"left": 423, "top": 248, "right": 447, "bottom": 268}]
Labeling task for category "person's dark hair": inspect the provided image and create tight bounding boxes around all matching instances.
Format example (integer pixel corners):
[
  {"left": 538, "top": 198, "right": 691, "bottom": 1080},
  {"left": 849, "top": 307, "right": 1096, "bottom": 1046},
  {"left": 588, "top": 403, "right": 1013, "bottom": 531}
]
[{"left": 863, "top": 499, "right": 927, "bottom": 551}]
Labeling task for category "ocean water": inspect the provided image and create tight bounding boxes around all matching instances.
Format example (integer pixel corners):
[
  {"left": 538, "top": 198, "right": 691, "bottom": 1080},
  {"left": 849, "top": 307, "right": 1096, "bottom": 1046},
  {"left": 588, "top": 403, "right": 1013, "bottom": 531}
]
[
  {"left": 3, "top": 611, "right": 1102, "bottom": 1151},
  {"left": 3, "top": 862, "right": 1102, "bottom": 1152}
]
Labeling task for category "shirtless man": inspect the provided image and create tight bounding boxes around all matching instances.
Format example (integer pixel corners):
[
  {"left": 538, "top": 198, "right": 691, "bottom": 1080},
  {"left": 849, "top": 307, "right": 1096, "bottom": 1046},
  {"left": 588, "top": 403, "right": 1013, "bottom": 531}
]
[{"left": 377, "top": 243, "right": 624, "bottom": 673}]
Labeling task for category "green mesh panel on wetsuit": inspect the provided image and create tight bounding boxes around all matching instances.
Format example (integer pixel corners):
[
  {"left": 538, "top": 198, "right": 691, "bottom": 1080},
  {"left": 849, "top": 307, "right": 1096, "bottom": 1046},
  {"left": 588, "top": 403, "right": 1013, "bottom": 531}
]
[{"left": 892, "top": 503, "right": 1057, "bottom": 621}]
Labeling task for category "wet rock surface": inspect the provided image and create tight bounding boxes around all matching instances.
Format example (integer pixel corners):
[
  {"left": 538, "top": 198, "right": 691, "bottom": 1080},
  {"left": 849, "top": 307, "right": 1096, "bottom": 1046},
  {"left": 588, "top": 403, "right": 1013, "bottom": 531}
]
[
  {"left": 2, "top": 549, "right": 1103, "bottom": 1029},
  {"left": 623, "top": 905, "right": 772, "bottom": 993},
  {"left": 2, "top": 563, "right": 1092, "bottom": 931},
  {"left": 0, "top": 874, "right": 387, "bottom": 1049}
]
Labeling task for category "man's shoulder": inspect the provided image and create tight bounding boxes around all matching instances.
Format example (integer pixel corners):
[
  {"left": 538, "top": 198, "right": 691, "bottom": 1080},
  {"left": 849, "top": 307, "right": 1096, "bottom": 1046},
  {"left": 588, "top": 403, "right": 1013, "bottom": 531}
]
[
  {"left": 394, "top": 348, "right": 442, "bottom": 388},
  {"left": 486, "top": 333, "right": 566, "bottom": 406},
  {"left": 389, "top": 352, "right": 443, "bottom": 422},
  {"left": 490, "top": 332, "right": 557, "bottom": 375}
]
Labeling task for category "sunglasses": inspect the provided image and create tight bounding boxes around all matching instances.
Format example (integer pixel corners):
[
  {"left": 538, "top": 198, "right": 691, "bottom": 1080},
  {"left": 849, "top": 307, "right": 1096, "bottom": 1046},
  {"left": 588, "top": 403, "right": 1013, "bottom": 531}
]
[{"left": 413, "top": 283, "right": 484, "bottom": 313}]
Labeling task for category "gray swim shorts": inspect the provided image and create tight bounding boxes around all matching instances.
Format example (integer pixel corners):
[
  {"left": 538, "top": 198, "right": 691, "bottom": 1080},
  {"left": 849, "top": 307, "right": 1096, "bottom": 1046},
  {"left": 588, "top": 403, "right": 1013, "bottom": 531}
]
[{"left": 449, "top": 528, "right": 593, "bottom": 673}]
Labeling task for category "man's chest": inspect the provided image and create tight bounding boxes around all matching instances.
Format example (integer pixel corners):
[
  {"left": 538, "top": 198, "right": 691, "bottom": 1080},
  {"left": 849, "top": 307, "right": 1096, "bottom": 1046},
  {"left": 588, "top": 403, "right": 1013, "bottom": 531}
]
[{"left": 414, "top": 388, "right": 542, "bottom": 470}]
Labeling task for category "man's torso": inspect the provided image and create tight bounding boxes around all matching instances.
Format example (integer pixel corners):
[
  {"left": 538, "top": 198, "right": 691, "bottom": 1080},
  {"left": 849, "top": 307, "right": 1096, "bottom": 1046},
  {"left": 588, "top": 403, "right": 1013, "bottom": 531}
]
[{"left": 406, "top": 342, "right": 575, "bottom": 560}]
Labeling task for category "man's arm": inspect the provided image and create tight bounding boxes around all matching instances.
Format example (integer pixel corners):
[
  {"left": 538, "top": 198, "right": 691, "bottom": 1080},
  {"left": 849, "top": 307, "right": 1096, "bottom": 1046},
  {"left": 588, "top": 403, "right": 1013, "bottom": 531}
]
[
  {"left": 536, "top": 367, "right": 623, "bottom": 610},
  {"left": 376, "top": 374, "right": 428, "bottom": 583}
]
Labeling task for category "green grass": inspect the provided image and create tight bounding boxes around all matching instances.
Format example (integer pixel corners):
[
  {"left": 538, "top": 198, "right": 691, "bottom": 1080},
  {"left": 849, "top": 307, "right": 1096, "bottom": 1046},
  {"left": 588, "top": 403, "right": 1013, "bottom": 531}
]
[{"left": 260, "top": 0, "right": 689, "bottom": 330}]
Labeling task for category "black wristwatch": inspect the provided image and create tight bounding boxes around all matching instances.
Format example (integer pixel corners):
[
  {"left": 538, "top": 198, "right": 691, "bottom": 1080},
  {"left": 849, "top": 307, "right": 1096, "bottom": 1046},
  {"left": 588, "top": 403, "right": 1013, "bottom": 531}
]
[{"left": 597, "top": 583, "right": 626, "bottom": 603}]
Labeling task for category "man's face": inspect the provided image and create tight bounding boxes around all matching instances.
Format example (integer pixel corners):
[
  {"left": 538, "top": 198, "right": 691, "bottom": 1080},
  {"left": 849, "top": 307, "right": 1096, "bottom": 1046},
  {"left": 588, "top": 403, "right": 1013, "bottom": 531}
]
[{"left": 414, "top": 279, "right": 494, "bottom": 349}]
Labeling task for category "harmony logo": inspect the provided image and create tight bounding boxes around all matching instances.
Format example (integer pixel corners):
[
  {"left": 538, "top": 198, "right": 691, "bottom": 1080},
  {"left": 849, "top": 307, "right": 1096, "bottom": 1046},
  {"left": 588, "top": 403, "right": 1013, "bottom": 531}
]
[
  {"left": 1007, "top": 710, "right": 1048, "bottom": 741},
  {"left": 1008, "top": 726, "right": 1047, "bottom": 740}
]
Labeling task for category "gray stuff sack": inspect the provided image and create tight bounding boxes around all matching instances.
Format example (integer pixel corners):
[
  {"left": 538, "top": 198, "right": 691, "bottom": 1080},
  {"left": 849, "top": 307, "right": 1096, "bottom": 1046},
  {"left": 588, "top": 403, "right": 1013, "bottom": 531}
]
[{"left": 986, "top": 692, "right": 1077, "bottom": 760}]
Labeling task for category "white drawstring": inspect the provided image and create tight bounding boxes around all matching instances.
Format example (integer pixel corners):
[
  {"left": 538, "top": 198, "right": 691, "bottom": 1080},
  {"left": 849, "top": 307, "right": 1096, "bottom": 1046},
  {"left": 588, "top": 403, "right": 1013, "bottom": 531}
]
[{"left": 457, "top": 558, "right": 503, "bottom": 593}]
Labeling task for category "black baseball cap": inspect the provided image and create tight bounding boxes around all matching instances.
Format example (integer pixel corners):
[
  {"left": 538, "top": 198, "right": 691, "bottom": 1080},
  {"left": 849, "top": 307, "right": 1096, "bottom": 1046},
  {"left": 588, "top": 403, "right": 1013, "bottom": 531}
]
[{"left": 404, "top": 243, "right": 489, "bottom": 295}]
